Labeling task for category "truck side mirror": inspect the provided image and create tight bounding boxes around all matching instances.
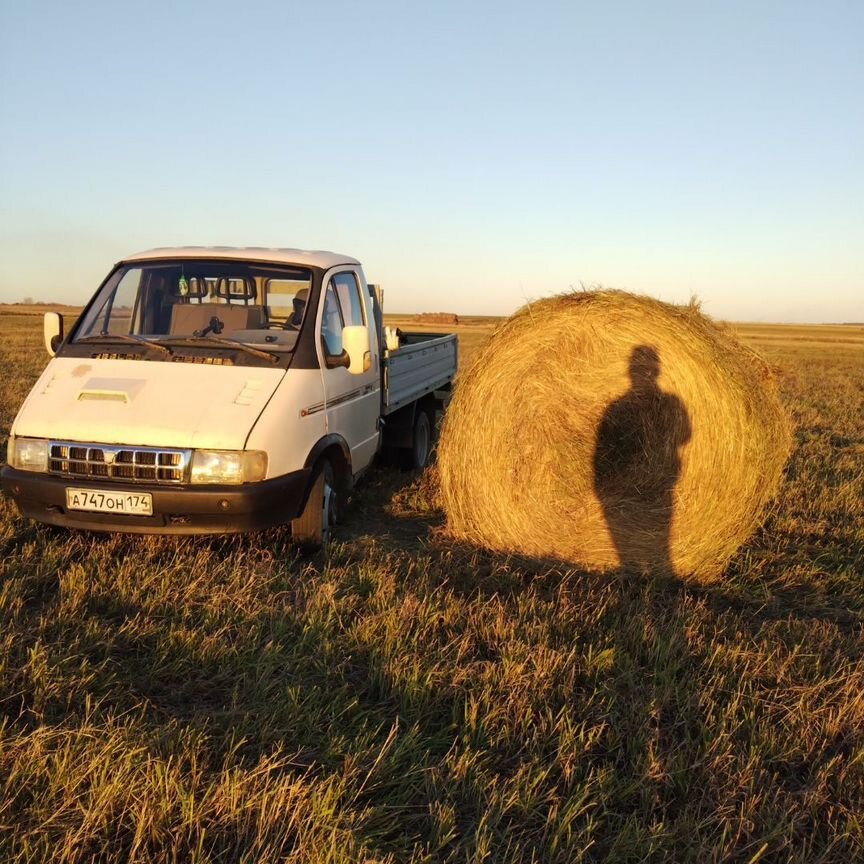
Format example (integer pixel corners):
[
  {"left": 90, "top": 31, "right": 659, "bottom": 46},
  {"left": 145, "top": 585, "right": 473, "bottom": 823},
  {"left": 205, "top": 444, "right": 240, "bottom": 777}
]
[
  {"left": 44, "top": 312, "right": 64, "bottom": 356},
  {"left": 342, "top": 325, "right": 371, "bottom": 375}
]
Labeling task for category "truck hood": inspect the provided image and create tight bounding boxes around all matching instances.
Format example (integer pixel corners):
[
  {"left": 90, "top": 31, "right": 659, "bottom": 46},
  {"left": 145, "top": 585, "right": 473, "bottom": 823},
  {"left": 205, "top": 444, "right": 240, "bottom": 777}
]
[{"left": 12, "top": 358, "right": 286, "bottom": 450}]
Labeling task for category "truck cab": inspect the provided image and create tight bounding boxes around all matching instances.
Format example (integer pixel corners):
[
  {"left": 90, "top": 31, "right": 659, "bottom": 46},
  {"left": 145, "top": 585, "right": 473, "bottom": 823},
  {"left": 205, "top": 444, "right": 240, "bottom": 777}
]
[{"left": 1, "top": 247, "right": 457, "bottom": 548}]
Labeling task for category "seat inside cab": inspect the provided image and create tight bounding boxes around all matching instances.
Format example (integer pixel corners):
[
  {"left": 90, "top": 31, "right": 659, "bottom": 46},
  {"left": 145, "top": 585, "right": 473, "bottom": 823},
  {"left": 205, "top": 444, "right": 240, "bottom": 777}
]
[
  {"left": 170, "top": 304, "right": 265, "bottom": 334},
  {"left": 158, "top": 269, "right": 311, "bottom": 337},
  {"left": 169, "top": 276, "right": 265, "bottom": 335}
]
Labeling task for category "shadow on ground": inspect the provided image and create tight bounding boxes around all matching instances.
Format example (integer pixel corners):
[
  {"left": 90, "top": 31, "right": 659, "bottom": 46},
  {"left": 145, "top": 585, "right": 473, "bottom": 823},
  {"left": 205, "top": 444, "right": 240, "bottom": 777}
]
[{"left": 1, "top": 458, "right": 863, "bottom": 862}]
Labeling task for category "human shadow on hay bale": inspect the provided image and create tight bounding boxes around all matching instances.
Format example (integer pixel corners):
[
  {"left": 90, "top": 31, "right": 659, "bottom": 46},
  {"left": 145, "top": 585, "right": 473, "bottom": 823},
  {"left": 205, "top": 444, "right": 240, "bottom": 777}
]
[{"left": 593, "top": 345, "right": 691, "bottom": 578}]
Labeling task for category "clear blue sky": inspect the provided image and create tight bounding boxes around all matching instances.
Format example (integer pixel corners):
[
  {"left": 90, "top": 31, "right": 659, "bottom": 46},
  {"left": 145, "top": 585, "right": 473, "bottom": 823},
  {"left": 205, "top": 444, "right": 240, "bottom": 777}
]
[{"left": 1, "top": 0, "right": 861, "bottom": 322}]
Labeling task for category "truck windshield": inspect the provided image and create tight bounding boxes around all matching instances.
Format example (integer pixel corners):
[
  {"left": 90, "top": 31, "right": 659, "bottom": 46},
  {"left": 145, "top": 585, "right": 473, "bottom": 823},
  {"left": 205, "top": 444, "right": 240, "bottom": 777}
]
[{"left": 73, "top": 260, "right": 313, "bottom": 350}]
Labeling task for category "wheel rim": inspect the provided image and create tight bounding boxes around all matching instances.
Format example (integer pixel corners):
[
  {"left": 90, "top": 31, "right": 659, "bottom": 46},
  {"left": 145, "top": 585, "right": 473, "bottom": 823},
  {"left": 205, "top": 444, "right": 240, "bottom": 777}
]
[{"left": 321, "top": 482, "right": 333, "bottom": 548}]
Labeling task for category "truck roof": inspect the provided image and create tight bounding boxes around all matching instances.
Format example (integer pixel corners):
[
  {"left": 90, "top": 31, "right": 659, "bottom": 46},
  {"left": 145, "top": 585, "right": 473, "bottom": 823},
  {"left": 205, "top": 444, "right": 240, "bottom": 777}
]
[{"left": 122, "top": 246, "right": 361, "bottom": 269}]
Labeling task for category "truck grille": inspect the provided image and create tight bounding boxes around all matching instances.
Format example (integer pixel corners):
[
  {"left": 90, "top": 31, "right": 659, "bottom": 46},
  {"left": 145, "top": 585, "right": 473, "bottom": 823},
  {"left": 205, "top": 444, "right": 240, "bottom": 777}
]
[{"left": 48, "top": 442, "right": 191, "bottom": 484}]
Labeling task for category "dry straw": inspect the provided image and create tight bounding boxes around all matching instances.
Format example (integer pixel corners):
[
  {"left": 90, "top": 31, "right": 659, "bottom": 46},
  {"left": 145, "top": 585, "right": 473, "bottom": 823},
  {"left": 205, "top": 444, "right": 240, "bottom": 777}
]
[{"left": 438, "top": 290, "right": 791, "bottom": 583}]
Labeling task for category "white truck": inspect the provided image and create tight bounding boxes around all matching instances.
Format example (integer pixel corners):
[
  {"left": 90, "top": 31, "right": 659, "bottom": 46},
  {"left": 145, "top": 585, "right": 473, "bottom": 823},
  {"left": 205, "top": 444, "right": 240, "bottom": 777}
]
[{"left": 1, "top": 247, "right": 457, "bottom": 548}]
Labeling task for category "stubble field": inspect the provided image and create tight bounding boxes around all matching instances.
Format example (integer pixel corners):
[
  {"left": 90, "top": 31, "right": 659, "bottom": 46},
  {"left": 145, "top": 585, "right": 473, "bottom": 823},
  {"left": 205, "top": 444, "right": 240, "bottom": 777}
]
[{"left": 0, "top": 310, "right": 862, "bottom": 863}]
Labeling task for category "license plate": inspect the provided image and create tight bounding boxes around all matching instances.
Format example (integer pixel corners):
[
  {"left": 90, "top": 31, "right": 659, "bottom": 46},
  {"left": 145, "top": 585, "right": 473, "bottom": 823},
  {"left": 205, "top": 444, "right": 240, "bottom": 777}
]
[{"left": 66, "top": 488, "right": 153, "bottom": 516}]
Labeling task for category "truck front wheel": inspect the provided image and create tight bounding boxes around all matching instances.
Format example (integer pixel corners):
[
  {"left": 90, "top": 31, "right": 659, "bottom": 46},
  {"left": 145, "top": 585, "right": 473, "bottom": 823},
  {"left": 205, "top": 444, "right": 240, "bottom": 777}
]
[{"left": 291, "top": 459, "right": 337, "bottom": 553}]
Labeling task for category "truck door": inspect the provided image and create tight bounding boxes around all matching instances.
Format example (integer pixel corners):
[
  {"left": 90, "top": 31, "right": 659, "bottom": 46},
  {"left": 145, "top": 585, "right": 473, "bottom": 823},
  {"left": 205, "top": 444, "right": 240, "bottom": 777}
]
[{"left": 318, "top": 270, "right": 380, "bottom": 473}]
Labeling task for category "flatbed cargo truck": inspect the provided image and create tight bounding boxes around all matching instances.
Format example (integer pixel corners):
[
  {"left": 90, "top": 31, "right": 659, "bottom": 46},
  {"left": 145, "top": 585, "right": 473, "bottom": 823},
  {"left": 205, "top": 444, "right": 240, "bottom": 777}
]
[{"left": 1, "top": 247, "right": 457, "bottom": 549}]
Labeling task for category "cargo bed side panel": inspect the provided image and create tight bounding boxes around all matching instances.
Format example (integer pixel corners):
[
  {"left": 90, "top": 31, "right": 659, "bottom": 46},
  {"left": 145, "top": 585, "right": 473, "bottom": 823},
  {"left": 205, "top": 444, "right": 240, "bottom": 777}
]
[{"left": 384, "top": 334, "right": 457, "bottom": 414}]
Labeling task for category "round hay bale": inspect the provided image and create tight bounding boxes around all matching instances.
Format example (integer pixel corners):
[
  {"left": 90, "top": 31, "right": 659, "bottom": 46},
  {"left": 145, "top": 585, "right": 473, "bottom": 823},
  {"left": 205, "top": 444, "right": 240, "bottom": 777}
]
[{"left": 438, "top": 291, "right": 791, "bottom": 583}]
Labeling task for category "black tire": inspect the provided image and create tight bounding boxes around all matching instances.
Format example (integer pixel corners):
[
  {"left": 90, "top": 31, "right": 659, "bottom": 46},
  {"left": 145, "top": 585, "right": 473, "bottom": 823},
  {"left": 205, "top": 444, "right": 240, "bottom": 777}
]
[
  {"left": 408, "top": 409, "right": 433, "bottom": 470},
  {"left": 291, "top": 459, "right": 337, "bottom": 553}
]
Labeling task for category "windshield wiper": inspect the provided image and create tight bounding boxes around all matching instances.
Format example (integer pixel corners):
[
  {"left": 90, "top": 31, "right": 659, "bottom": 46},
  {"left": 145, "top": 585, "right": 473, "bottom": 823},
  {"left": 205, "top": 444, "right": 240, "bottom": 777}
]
[
  {"left": 76, "top": 333, "right": 173, "bottom": 357},
  {"left": 155, "top": 335, "right": 280, "bottom": 364}
]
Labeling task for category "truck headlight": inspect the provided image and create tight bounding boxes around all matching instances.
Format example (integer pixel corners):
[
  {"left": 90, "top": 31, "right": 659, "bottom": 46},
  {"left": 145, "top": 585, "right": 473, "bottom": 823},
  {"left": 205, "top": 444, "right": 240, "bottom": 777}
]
[
  {"left": 189, "top": 450, "right": 268, "bottom": 484},
  {"left": 8, "top": 437, "right": 49, "bottom": 472}
]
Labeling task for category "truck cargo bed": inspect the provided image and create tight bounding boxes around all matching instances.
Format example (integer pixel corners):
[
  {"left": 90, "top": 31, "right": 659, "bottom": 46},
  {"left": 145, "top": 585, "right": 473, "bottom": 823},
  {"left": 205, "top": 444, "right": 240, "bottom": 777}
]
[{"left": 383, "top": 332, "right": 457, "bottom": 414}]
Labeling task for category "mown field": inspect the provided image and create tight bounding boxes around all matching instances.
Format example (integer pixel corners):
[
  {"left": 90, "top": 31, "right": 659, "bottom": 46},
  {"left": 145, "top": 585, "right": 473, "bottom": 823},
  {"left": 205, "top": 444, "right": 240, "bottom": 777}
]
[{"left": 0, "top": 310, "right": 862, "bottom": 863}]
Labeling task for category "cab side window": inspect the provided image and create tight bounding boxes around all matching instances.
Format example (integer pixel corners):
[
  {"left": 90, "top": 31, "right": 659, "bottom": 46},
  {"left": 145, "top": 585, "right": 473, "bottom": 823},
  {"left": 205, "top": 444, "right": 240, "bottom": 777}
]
[
  {"left": 333, "top": 272, "right": 364, "bottom": 327},
  {"left": 320, "top": 282, "right": 345, "bottom": 356},
  {"left": 320, "top": 272, "right": 365, "bottom": 360}
]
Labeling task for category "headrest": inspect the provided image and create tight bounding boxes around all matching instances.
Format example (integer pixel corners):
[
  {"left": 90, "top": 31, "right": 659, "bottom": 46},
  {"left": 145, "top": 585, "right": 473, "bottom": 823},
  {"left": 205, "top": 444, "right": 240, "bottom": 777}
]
[{"left": 214, "top": 277, "right": 257, "bottom": 302}]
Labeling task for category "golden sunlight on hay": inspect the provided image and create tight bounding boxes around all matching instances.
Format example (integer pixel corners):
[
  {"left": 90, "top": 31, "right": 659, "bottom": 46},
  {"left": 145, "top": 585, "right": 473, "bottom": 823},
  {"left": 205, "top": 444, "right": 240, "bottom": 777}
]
[{"left": 438, "top": 291, "right": 792, "bottom": 583}]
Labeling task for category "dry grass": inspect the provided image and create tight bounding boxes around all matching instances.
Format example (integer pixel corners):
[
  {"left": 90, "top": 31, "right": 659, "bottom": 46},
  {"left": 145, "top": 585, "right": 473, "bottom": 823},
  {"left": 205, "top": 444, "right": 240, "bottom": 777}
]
[
  {"left": 0, "top": 310, "right": 862, "bottom": 862},
  {"left": 438, "top": 292, "right": 791, "bottom": 583}
]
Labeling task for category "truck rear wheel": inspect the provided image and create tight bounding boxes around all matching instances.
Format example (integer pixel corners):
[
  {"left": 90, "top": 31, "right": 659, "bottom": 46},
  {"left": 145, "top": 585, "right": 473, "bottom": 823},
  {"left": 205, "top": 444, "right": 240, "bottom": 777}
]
[
  {"left": 291, "top": 459, "right": 337, "bottom": 553},
  {"left": 409, "top": 409, "right": 433, "bottom": 470}
]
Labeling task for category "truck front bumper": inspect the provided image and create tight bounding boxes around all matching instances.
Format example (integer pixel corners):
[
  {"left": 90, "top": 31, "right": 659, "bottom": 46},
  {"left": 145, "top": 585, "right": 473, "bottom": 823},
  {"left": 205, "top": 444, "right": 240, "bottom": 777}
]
[{"left": 0, "top": 466, "right": 312, "bottom": 535}]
